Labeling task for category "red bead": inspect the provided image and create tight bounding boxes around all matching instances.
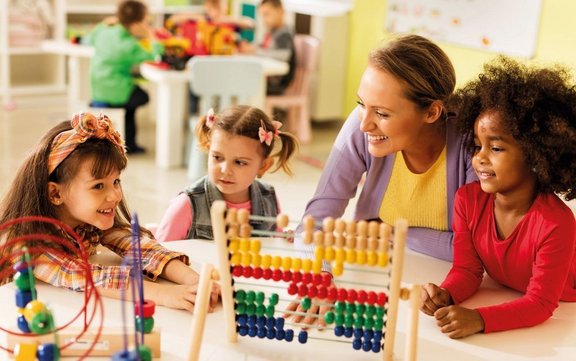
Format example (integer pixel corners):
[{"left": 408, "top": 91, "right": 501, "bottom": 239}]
[
  {"left": 322, "top": 273, "right": 332, "bottom": 287},
  {"left": 292, "top": 272, "right": 303, "bottom": 283},
  {"left": 357, "top": 290, "right": 367, "bottom": 303},
  {"left": 307, "top": 285, "right": 318, "bottom": 298},
  {"left": 317, "top": 285, "right": 328, "bottom": 299},
  {"left": 327, "top": 287, "right": 338, "bottom": 301},
  {"left": 337, "top": 288, "right": 348, "bottom": 302},
  {"left": 282, "top": 270, "right": 293, "bottom": 282},
  {"left": 253, "top": 267, "right": 263, "bottom": 279},
  {"left": 243, "top": 266, "right": 254, "bottom": 278},
  {"left": 377, "top": 292, "right": 388, "bottom": 306},
  {"left": 263, "top": 268, "right": 273, "bottom": 280},
  {"left": 134, "top": 300, "right": 156, "bottom": 318},
  {"left": 347, "top": 289, "right": 358, "bottom": 303},
  {"left": 298, "top": 284, "right": 308, "bottom": 298},
  {"left": 313, "top": 274, "right": 323, "bottom": 285},
  {"left": 288, "top": 283, "right": 298, "bottom": 296},
  {"left": 302, "top": 272, "right": 313, "bottom": 284},
  {"left": 272, "top": 269, "right": 283, "bottom": 282},
  {"left": 233, "top": 266, "right": 243, "bottom": 277},
  {"left": 367, "top": 291, "right": 377, "bottom": 305}
]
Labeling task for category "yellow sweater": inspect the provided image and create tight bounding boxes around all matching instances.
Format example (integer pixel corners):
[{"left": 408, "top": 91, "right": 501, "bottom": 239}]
[{"left": 379, "top": 148, "right": 448, "bottom": 231}]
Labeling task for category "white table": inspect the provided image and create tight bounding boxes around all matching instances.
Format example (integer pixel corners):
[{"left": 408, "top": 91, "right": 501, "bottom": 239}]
[
  {"left": 140, "top": 56, "right": 288, "bottom": 169},
  {"left": 1, "top": 239, "right": 574, "bottom": 361}
]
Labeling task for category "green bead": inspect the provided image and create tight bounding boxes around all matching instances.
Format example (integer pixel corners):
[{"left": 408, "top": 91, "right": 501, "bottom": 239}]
[
  {"left": 324, "top": 311, "right": 335, "bottom": 324},
  {"left": 235, "top": 302, "right": 247, "bottom": 314},
  {"left": 14, "top": 271, "right": 32, "bottom": 291},
  {"left": 30, "top": 312, "right": 54, "bottom": 335},
  {"left": 334, "top": 302, "right": 345, "bottom": 314},
  {"left": 365, "top": 317, "right": 375, "bottom": 329},
  {"left": 234, "top": 290, "right": 246, "bottom": 302},
  {"left": 366, "top": 305, "right": 376, "bottom": 318},
  {"left": 375, "top": 319, "right": 384, "bottom": 331},
  {"left": 354, "top": 315, "right": 365, "bottom": 328},
  {"left": 301, "top": 297, "right": 312, "bottom": 311},
  {"left": 256, "top": 304, "right": 266, "bottom": 316},
  {"left": 265, "top": 305, "right": 275, "bottom": 318},
  {"left": 345, "top": 302, "right": 356, "bottom": 314},
  {"left": 255, "top": 292, "right": 265, "bottom": 305},
  {"left": 246, "top": 291, "right": 256, "bottom": 304},
  {"left": 335, "top": 314, "right": 345, "bottom": 326},
  {"left": 356, "top": 304, "right": 366, "bottom": 315},
  {"left": 137, "top": 345, "right": 152, "bottom": 361},
  {"left": 246, "top": 304, "right": 256, "bottom": 315},
  {"left": 136, "top": 316, "right": 154, "bottom": 334},
  {"left": 376, "top": 307, "right": 385, "bottom": 319},
  {"left": 344, "top": 314, "right": 354, "bottom": 328},
  {"left": 268, "top": 293, "right": 279, "bottom": 306}
]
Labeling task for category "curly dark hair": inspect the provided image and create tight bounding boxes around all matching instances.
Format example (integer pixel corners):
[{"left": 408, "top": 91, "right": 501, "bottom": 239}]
[{"left": 451, "top": 56, "right": 576, "bottom": 200}]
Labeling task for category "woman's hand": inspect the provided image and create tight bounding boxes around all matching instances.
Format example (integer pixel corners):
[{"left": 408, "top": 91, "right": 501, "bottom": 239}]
[
  {"left": 434, "top": 305, "right": 485, "bottom": 339},
  {"left": 420, "top": 283, "right": 452, "bottom": 316}
]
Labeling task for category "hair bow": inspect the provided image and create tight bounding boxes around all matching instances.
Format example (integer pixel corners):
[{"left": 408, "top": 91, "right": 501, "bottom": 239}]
[
  {"left": 205, "top": 108, "right": 216, "bottom": 129},
  {"left": 258, "top": 120, "right": 283, "bottom": 146}
]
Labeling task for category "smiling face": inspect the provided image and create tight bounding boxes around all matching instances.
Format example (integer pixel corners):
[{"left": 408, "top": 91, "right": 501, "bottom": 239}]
[
  {"left": 208, "top": 129, "right": 272, "bottom": 204},
  {"left": 356, "top": 65, "right": 438, "bottom": 158},
  {"left": 49, "top": 158, "right": 123, "bottom": 230},
  {"left": 472, "top": 111, "right": 536, "bottom": 196}
]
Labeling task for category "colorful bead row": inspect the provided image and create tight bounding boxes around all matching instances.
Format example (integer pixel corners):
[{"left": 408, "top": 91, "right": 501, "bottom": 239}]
[
  {"left": 315, "top": 247, "right": 390, "bottom": 270},
  {"left": 333, "top": 326, "right": 382, "bottom": 353},
  {"left": 235, "top": 301, "right": 276, "bottom": 318},
  {"left": 324, "top": 312, "right": 385, "bottom": 331},
  {"left": 287, "top": 284, "right": 388, "bottom": 306},
  {"left": 230, "top": 252, "right": 324, "bottom": 275},
  {"left": 234, "top": 289, "right": 280, "bottom": 306},
  {"left": 231, "top": 266, "right": 332, "bottom": 286},
  {"left": 134, "top": 300, "right": 156, "bottom": 334}
]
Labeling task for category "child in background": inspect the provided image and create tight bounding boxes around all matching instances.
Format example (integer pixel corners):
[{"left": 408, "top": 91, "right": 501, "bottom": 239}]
[
  {"left": 421, "top": 57, "right": 576, "bottom": 338},
  {"left": 0, "top": 112, "right": 218, "bottom": 312},
  {"left": 239, "top": 0, "right": 295, "bottom": 95},
  {"left": 168, "top": 0, "right": 254, "bottom": 30},
  {"left": 156, "top": 105, "right": 298, "bottom": 241},
  {"left": 85, "top": 0, "right": 163, "bottom": 154}
]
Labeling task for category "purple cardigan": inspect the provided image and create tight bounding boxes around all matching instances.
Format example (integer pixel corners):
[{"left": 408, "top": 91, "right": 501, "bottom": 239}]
[{"left": 301, "top": 107, "right": 477, "bottom": 261}]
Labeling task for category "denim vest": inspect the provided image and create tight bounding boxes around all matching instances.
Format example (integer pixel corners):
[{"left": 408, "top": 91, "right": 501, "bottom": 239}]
[{"left": 183, "top": 176, "right": 279, "bottom": 240}]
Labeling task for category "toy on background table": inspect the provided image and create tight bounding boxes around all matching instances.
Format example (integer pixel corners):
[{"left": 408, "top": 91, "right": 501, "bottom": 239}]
[{"left": 192, "top": 201, "right": 422, "bottom": 361}]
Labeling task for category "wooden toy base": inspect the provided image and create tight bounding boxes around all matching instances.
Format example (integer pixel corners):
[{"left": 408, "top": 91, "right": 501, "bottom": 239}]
[{"left": 7, "top": 327, "right": 161, "bottom": 357}]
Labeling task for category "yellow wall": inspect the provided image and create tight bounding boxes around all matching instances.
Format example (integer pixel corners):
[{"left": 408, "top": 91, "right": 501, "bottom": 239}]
[{"left": 344, "top": 0, "right": 576, "bottom": 117}]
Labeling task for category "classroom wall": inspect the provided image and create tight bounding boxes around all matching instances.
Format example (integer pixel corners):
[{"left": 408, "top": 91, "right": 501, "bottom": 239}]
[{"left": 343, "top": 0, "right": 576, "bottom": 117}]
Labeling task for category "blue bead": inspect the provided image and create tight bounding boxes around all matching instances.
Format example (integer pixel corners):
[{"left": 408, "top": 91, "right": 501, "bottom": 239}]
[
  {"left": 247, "top": 315, "right": 257, "bottom": 327},
  {"left": 374, "top": 330, "right": 383, "bottom": 342},
  {"left": 237, "top": 315, "right": 247, "bottom": 326},
  {"left": 276, "top": 329, "right": 285, "bottom": 341},
  {"left": 275, "top": 317, "right": 285, "bottom": 330},
  {"left": 15, "top": 289, "right": 33, "bottom": 308},
  {"left": 257, "top": 327, "right": 267, "bottom": 339},
  {"left": 362, "top": 340, "right": 372, "bottom": 352},
  {"left": 37, "top": 343, "right": 59, "bottom": 361},
  {"left": 285, "top": 329, "right": 294, "bottom": 342},
  {"left": 17, "top": 315, "right": 30, "bottom": 333},
  {"left": 298, "top": 330, "right": 308, "bottom": 344},
  {"left": 334, "top": 325, "right": 344, "bottom": 337},
  {"left": 238, "top": 325, "right": 249, "bottom": 336},
  {"left": 266, "top": 317, "right": 275, "bottom": 329},
  {"left": 248, "top": 326, "right": 258, "bottom": 337},
  {"left": 111, "top": 350, "right": 138, "bottom": 361},
  {"left": 364, "top": 329, "right": 374, "bottom": 340},
  {"left": 372, "top": 342, "right": 381, "bottom": 353},
  {"left": 344, "top": 327, "right": 353, "bottom": 338},
  {"left": 353, "top": 328, "right": 363, "bottom": 339},
  {"left": 257, "top": 316, "right": 266, "bottom": 328},
  {"left": 352, "top": 338, "right": 362, "bottom": 350},
  {"left": 266, "top": 328, "right": 276, "bottom": 339}
]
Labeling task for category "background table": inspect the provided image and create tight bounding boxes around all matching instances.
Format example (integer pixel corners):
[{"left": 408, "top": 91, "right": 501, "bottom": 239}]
[{"left": 1, "top": 239, "right": 574, "bottom": 360}]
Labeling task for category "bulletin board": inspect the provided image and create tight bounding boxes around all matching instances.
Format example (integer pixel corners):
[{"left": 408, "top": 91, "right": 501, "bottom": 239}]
[{"left": 385, "top": 0, "right": 543, "bottom": 57}]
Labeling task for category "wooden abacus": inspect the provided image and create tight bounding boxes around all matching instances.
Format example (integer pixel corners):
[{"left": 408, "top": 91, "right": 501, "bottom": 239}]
[{"left": 203, "top": 200, "right": 421, "bottom": 361}]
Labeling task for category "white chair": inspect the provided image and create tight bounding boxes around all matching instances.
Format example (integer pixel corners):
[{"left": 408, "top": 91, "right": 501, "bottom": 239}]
[{"left": 186, "top": 56, "right": 264, "bottom": 181}]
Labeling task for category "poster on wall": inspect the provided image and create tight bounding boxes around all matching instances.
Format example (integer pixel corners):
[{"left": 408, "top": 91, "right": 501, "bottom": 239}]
[{"left": 386, "top": 0, "right": 543, "bottom": 57}]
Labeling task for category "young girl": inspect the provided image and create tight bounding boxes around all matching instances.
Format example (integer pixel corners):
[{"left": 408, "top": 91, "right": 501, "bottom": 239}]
[
  {"left": 0, "top": 112, "right": 218, "bottom": 312},
  {"left": 156, "top": 105, "right": 298, "bottom": 241},
  {"left": 421, "top": 57, "right": 576, "bottom": 338}
]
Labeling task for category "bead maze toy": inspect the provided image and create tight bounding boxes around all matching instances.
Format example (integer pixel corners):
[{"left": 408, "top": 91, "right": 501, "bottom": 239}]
[{"left": 203, "top": 200, "right": 421, "bottom": 361}]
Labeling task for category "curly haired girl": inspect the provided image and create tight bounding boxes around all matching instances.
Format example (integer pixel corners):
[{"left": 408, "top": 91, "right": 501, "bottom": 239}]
[{"left": 421, "top": 57, "right": 576, "bottom": 338}]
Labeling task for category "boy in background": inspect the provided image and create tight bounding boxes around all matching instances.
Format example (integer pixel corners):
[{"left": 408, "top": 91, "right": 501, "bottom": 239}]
[{"left": 85, "top": 0, "right": 163, "bottom": 154}]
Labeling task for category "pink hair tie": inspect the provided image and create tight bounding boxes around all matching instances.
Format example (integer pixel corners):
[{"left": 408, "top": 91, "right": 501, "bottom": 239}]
[
  {"left": 205, "top": 108, "right": 216, "bottom": 129},
  {"left": 258, "top": 120, "right": 283, "bottom": 146}
]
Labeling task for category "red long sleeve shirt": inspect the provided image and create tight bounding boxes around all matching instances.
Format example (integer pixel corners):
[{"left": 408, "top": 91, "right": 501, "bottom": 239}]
[{"left": 441, "top": 182, "right": 576, "bottom": 333}]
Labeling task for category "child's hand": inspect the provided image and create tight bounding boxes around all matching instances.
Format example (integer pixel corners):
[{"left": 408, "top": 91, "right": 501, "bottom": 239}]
[
  {"left": 420, "top": 283, "right": 452, "bottom": 316},
  {"left": 283, "top": 297, "right": 331, "bottom": 329},
  {"left": 153, "top": 282, "right": 200, "bottom": 312},
  {"left": 434, "top": 305, "right": 485, "bottom": 339}
]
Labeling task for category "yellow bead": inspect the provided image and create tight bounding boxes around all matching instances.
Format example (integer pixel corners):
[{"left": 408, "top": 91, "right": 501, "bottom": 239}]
[
  {"left": 333, "top": 262, "right": 344, "bottom": 276},
  {"left": 335, "top": 248, "right": 346, "bottom": 263},
  {"left": 302, "top": 258, "right": 313, "bottom": 273},
  {"left": 271, "top": 255, "right": 282, "bottom": 269},
  {"left": 312, "top": 259, "right": 323, "bottom": 274},
  {"left": 324, "top": 247, "right": 335, "bottom": 262},
  {"left": 292, "top": 257, "right": 302, "bottom": 272},
  {"left": 262, "top": 255, "right": 272, "bottom": 268},
  {"left": 229, "top": 239, "right": 240, "bottom": 254},
  {"left": 252, "top": 253, "right": 262, "bottom": 268},
  {"left": 346, "top": 249, "right": 356, "bottom": 264},
  {"left": 14, "top": 343, "right": 37, "bottom": 361},
  {"left": 367, "top": 251, "right": 377, "bottom": 266},
  {"left": 241, "top": 252, "right": 252, "bottom": 267},
  {"left": 250, "top": 240, "right": 261, "bottom": 254},
  {"left": 239, "top": 239, "right": 250, "bottom": 253},
  {"left": 314, "top": 245, "right": 325, "bottom": 261},
  {"left": 230, "top": 253, "right": 241, "bottom": 266},
  {"left": 24, "top": 300, "right": 46, "bottom": 323},
  {"left": 356, "top": 250, "right": 367, "bottom": 265},
  {"left": 378, "top": 252, "right": 389, "bottom": 267},
  {"left": 281, "top": 257, "right": 292, "bottom": 271}
]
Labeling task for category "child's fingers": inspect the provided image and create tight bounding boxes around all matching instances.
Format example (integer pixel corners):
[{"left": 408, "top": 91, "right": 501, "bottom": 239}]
[
  {"left": 420, "top": 302, "right": 436, "bottom": 316},
  {"left": 291, "top": 304, "right": 306, "bottom": 324},
  {"left": 301, "top": 304, "right": 320, "bottom": 328},
  {"left": 283, "top": 300, "right": 299, "bottom": 319},
  {"left": 317, "top": 305, "right": 330, "bottom": 330},
  {"left": 434, "top": 306, "right": 450, "bottom": 320},
  {"left": 440, "top": 321, "right": 456, "bottom": 334}
]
